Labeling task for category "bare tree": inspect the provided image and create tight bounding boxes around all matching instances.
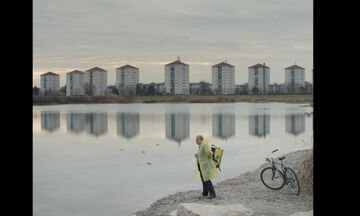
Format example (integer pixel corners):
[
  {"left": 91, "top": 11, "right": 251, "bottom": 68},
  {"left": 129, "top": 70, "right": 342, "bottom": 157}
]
[
  {"left": 252, "top": 87, "right": 260, "bottom": 95},
  {"left": 33, "top": 86, "right": 40, "bottom": 96},
  {"left": 125, "top": 86, "right": 135, "bottom": 96}
]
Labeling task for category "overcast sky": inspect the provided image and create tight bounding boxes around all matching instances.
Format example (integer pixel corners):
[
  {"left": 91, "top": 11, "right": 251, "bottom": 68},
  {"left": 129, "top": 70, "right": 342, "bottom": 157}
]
[{"left": 33, "top": 0, "right": 313, "bottom": 87}]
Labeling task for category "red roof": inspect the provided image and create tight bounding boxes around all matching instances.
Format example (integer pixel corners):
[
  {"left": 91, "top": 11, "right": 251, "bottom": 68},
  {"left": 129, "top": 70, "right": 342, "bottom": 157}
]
[
  {"left": 285, "top": 65, "right": 305, "bottom": 70},
  {"left": 67, "top": 70, "right": 85, "bottom": 74},
  {"left": 86, "top": 67, "right": 107, "bottom": 72},
  {"left": 249, "top": 64, "right": 269, "bottom": 68},
  {"left": 41, "top": 72, "right": 59, "bottom": 76},
  {"left": 117, "top": 64, "right": 139, "bottom": 70},
  {"left": 249, "top": 63, "right": 269, "bottom": 69},
  {"left": 212, "top": 62, "right": 234, "bottom": 67},
  {"left": 165, "top": 60, "right": 189, "bottom": 66}
]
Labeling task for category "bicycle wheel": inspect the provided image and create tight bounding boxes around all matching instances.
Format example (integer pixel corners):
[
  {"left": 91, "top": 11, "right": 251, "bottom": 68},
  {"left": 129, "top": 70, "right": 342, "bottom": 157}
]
[
  {"left": 284, "top": 167, "right": 300, "bottom": 195},
  {"left": 260, "top": 167, "right": 285, "bottom": 190}
]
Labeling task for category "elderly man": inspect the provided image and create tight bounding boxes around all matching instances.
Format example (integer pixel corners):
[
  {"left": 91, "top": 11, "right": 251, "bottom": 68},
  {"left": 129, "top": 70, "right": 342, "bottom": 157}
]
[{"left": 195, "top": 135, "right": 219, "bottom": 199}]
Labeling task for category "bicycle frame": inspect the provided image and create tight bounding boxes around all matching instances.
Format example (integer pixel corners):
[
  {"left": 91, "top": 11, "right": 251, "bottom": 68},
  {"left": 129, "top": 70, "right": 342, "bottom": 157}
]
[
  {"left": 266, "top": 149, "right": 285, "bottom": 173},
  {"left": 267, "top": 157, "right": 297, "bottom": 187},
  {"left": 267, "top": 158, "right": 286, "bottom": 175}
]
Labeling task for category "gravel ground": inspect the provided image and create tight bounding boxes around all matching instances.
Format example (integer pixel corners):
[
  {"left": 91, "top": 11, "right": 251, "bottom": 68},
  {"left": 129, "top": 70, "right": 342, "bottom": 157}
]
[{"left": 136, "top": 149, "right": 313, "bottom": 216}]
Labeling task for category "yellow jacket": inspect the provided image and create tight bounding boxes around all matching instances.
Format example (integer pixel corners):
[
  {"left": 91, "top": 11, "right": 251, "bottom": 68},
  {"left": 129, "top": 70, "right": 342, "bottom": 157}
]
[{"left": 195, "top": 140, "right": 219, "bottom": 182}]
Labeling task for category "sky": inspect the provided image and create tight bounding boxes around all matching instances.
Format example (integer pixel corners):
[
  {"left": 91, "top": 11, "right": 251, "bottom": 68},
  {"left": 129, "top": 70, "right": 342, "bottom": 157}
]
[{"left": 33, "top": 0, "right": 313, "bottom": 87}]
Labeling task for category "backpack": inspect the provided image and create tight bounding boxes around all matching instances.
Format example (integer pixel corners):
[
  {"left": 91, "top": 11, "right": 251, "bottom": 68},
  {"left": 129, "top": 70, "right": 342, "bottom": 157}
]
[{"left": 211, "top": 145, "right": 223, "bottom": 171}]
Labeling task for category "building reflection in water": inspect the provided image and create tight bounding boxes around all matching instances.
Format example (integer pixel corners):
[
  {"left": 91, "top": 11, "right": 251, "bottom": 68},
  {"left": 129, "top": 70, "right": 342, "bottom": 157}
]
[
  {"left": 67, "top": 113, "right": 85, "bottom": 134},
  {"left": 249, "top": 114, "right": 270, "bottom": 138},
  {"left": 84, "top": 113, "right": 108, "bottom": 137},
  {"left": 117, "top": 112, "right": 140, "bottom": 139},
  {"left": 165, "top": 112, "right": 190, "bottom": 145},
  {"left": 212, "top": 112, "right": 235, "bottom": 140},
  {"left": 41, "top": 111, "right": 60, "bottom": 132},
  {"left": 285, "top": 113, "right": 305, "bottom": 136}
]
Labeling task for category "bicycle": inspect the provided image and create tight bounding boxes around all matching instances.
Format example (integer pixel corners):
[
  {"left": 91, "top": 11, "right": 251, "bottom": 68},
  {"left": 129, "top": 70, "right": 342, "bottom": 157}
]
[{"left": 260, "top": 149, "right": 300, "bottom": 195}]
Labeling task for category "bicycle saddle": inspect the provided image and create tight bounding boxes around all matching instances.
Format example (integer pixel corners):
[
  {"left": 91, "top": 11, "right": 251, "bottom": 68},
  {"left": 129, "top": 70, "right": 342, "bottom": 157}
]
[{"left": 278, "top": 156, "right": 285, "bottom": 160}]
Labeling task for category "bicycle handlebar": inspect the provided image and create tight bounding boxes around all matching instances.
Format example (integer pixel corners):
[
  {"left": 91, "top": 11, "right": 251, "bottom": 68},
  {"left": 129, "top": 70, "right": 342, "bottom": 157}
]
[{"left": 266, "top": 149, "right": 279, "bottom": 162}]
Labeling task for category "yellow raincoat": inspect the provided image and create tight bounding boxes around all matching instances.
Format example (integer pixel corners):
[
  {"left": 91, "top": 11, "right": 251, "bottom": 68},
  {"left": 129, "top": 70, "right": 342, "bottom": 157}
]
[{"left": 195, "top": 139, "right": 219, "bottom": 182}]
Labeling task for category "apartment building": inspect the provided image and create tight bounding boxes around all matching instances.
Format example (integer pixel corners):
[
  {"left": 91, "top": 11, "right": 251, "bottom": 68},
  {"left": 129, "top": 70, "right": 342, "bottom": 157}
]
[
  {"left": 66, "top": 70, "right": 85, "bottom": 96},
  {"left": 248, "top": 63, "right": 270, "bottom": 94},
  {"left": 285, "top": 64, "right": 305, "bottom": 93},
  {"left": 212, "top": 62, "right": 235, "bottom": 95},
  {"left": 40, "top": 72, "right": 60, "bottom": 93},
  {"left": 116, "top": 64, "right": 139, "bottom": 95},
  {"left": 164, "top": 58, "right": 189, "bottom": 95},
  {"left": 84, "top": 67, "right": 107, "bottom": 96}
]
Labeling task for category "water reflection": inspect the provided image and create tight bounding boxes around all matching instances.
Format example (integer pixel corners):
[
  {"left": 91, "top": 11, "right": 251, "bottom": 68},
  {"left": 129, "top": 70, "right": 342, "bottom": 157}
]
[
  {"left": 67, "top": 113, "right": 85, "bottom": 134},
  {"left": 165, "top": 113, "right": 190, "bottom": 145},
  {"left": 212, "top": 113, "right": 235, "bottom": 140},
  {"left": 34, "top": 104, "right": 313, "bottom": 216},
  {"left": 41, "top": 111, "right": 60, "bottom": 132},
  {"left": 84, "top": 113, "right": 108, "bottom": 137},
  {"left": 249, "top": 114, "right": 270, "bottom": 138},
  {"left": 38, "top": 108, "right": 309, "bottom": 141},
  {"left": 285, "top": 113, "right": 305, "bottom": 136},
  {"left": 117, "top": 112, "right": 140, "bottom": 139}
]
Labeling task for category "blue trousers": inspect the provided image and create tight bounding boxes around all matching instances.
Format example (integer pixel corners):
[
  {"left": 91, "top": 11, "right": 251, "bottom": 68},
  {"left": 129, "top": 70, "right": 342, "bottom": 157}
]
[{"left": 197, "top": 163, "right": 216, "bottom": 196}]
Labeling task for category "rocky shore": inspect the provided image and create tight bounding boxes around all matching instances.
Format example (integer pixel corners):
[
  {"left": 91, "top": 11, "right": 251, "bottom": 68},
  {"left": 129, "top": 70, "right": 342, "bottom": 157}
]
[{"left": 136, "top": 148, "right": 313, "bottom": 216}]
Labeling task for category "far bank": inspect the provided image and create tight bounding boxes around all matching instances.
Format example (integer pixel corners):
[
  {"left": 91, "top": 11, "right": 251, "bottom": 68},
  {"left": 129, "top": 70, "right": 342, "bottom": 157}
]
[{"left": 33, "top": 94, "right": 313, "bottom": 106}]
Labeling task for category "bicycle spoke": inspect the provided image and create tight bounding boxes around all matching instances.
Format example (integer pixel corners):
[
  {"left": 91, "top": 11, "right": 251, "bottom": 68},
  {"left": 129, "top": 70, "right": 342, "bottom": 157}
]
[
  {"left": 260, "top": 167, "right": 285, "bottom": 190},
  {"left": 285, "top": 168, "right": 300, "bottom": 195}
]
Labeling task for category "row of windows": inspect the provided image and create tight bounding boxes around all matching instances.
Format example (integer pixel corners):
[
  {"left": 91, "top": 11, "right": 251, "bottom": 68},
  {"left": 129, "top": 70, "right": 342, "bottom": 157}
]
[
  {"left": 120, "top": 75, "right": 138, "bottom": 77},
  {"left": 214, "top": 79, "right": 234, "bottom": 81},
  {"left": 167, "top": 79, "right": 188, "bottom": 82},
  {"left": 42, "top": 80, "right": 58, "bottom": 83},
  {"left": 119, "top": 81, "right": 138, "bottom": 83},
  {"left": 119, "top": 71, "right": 139, "bottom": 74},
  {"left": 42, "top": 79, "right": 59, "bottom": 82}
]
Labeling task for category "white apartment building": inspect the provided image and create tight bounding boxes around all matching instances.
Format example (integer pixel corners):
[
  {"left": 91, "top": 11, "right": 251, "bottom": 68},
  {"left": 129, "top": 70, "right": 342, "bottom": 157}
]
[
  {"left": 212, "top": 62, "right": 235, "bottom": 95},
  {"left": 285, "top": 64, "right": 305, "bottom": 92},
  {"left": 84, "top": 67, "right": 107, "bottom": 96},
  {"left": 116, "top": 64, "right": 139, "bottom": 95},
  {"left": 66, "top": 70, "right": 85, "bottom": 96},
  {"left": 248, "top": 63, "right": 270, "bottom": 94},
  {"left": 165, "top": 58, "right": 189, "bottom": 95},
  {"left": 40, "top": 72, "right": 60, "bottom": 93}
]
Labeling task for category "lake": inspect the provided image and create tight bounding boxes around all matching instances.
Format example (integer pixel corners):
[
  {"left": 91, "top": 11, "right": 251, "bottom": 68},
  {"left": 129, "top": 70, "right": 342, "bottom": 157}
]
[{"left": 33, "top": 102, "right": 313, "bottom": 216}]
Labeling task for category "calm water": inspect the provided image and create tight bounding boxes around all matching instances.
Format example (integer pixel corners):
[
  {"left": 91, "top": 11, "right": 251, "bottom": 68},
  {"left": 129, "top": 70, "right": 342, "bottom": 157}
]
[{"left": 33, "top": 103, "right": 313, "bottom": 216}]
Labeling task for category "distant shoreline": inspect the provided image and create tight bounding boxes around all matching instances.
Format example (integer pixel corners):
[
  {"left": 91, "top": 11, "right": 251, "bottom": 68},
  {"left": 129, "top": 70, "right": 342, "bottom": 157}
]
[{"left": 33, "top": 95, "right": 313, "bottom": 106}]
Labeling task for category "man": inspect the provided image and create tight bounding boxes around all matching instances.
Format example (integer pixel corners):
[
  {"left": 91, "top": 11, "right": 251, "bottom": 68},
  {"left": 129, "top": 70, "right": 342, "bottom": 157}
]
[{"left": 195, "top": 135, "right": 219, "bottom": 199}]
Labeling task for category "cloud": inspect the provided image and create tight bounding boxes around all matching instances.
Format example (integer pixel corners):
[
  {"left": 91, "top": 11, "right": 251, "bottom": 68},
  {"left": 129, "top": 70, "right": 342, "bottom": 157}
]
[{"left": 33, "top": 0, "right": 313, "bottom": 86}]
